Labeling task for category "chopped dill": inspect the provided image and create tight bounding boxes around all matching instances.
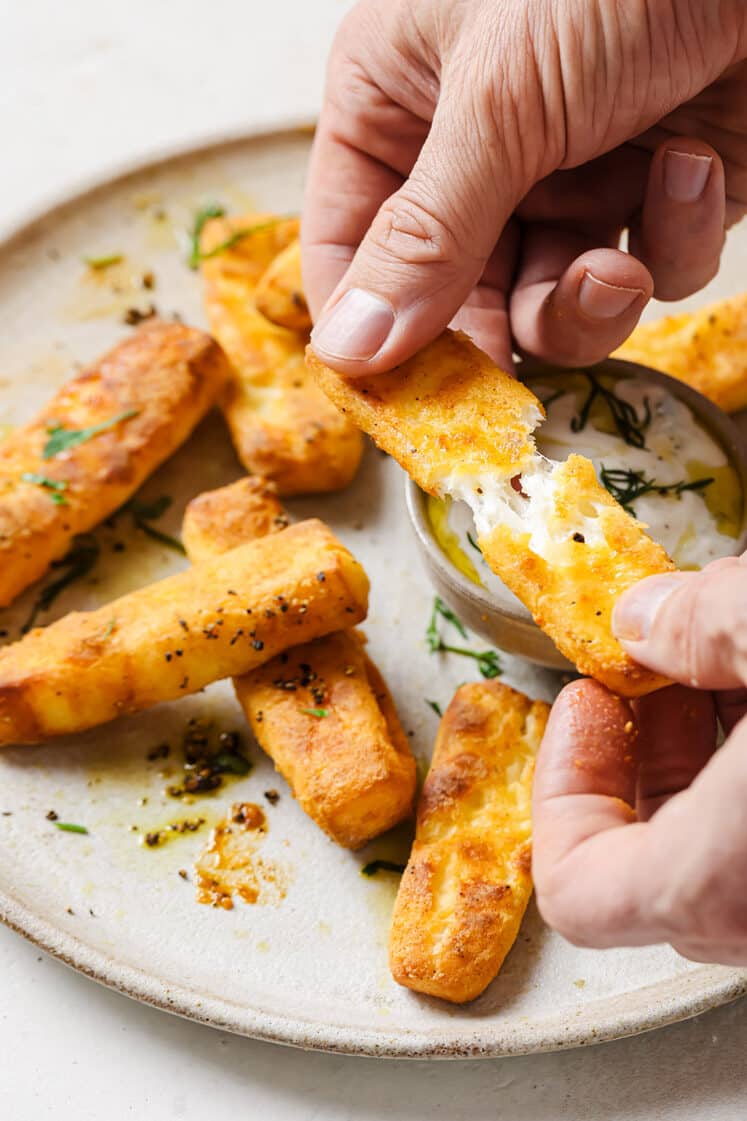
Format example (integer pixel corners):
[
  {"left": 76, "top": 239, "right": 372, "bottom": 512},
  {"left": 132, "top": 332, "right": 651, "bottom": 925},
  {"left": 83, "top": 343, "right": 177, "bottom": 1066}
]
[
  {"left": 425, "top": 596, "right": 502, "bottom": 679},
  {"left": 571, "top": 373, "right": 651, "bottom": 449},
  {"left": 600, "top": 465, "right": 714, "bottom": 516},
  {"left": 361, "top": 860, "right": 406, "bottom": 877}
]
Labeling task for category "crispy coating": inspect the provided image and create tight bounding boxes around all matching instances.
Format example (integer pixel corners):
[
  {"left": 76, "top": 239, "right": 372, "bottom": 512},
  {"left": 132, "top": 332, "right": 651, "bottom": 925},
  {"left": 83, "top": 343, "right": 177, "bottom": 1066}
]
[
  {"left": 236, "top": 632, "right": 416, "bottom": 848},
  {"left": 478, "top": 456, "right": 674, "bottom": 697},
  {"left": 307, "top": 330, "right": 540, "bottom": 494},
  {"left": 182, "top": 479, "right": 416, "bottom": 848},
  {"left": 200, "top": 214, "right": 362, "bottom": 494},
  {"left": 181, "top": 477, "right": 290, "bottom": 559},
  {"left": 0, "top": 320, "right": 229, "bottom": 608},
  {"left": 389, "top": 681, "right": 549, "bottom": 1003},
  {"left": 0, "top": 519, "right": 368, "bottom": 745},
  {"left": 308, "top": 330, "right": 674, "bottom": 696},
  {"left": 614, "top": 293, "right": 747, "bottom": 413},
  {"left": 254, "top": 239, "right": 311, "bottom": 331}
]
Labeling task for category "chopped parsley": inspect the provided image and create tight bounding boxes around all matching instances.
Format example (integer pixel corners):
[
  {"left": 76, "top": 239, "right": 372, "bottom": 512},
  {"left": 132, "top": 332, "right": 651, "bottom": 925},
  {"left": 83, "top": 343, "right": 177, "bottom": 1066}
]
[
  {"left": 299, "top": 707, "right": 329, "bottom": 718},
  {"left": 600, "top": 465, "right": 714, "bottom": 516},
  {"left": 426, "top": 699, "right": 443, "bottom": 717},
  {"left": 21, "top": 472, "right": 69, "bottom": 505},
  {"left": 23, "top": 533, "right": 100, "bottom": 632},
  {"left": 43, "top": 409, "right": 139, "bottom": 459},
  {"left": 361, "top": 860, "right": 406, "bottom": 878},
  {"left": 426, "top": 596, "right": 502, "bottom": 679},
  {"left": 54, "top": 822, "right": 88, "bottom": 834}
]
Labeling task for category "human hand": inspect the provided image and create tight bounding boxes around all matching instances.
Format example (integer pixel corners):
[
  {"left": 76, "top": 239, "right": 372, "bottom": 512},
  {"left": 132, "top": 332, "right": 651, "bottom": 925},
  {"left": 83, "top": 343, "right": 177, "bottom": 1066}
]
[
  {"left": 303, "top": 0, "right": 747, "bottom": 376},
  {"left": 533, "top": 557, "right": 747, "bottom": 964}
]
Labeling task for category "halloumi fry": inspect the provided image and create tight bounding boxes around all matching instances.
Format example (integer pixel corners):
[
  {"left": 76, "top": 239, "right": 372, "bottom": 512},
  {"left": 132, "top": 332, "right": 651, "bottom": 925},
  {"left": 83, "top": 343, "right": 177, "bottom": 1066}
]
[
  {"left": 0, "top": 320, "right": 229, "bottom": 609},
  {"left": 200, "top": 214, "right": 362, "bottom": 494},
  {"left": 614, "top": 293, "right": 747, "bottom": 413},
  {"left": 389, "top": 681, "right": 549, "bottom": 1003},
  {"left": 0, "top": 519, "right": 368, "bottom": 745},
  {"left": 307, "top": 330, "right": 674, "bottom": 696},
  {"left": 255, "top": 239, "right": 311, "bottom": 331},
  {"left": 182, "top": 479, "right": 416, "bottom": 848}
]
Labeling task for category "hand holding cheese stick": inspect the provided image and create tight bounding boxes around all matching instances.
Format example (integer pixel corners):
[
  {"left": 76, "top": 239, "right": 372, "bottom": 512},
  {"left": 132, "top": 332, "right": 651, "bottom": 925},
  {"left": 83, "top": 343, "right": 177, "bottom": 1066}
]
[{"left": 183, "top": 478, "right": 416, "bottom": 849}]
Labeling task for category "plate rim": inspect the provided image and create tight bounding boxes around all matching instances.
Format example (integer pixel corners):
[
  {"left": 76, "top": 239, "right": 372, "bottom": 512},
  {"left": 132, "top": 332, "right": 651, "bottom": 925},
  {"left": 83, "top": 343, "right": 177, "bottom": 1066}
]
[{"left": 1, "top": 127, "right": 746, "bottom": 1059}]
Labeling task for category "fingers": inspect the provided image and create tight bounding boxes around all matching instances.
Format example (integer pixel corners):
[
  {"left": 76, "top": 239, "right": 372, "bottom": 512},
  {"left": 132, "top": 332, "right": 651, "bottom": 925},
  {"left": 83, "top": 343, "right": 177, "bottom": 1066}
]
[
  {"left": 612, "top": 558, "right": 747, "bottom": 690},
  {"left": 629, "top": 138, "right": 726, "bottom": 301},
  {"left": 532, "top": 680, "right": 662, "bottom": 947},
  {"left": 510, "top": 234, "right": 653, "bottom": 366},
  {"left": 309, "top": 84, "right": 518, "bottom": 375},
  {"left": 633, "top": 685, "right": 717, "bottom": 820},
  {"left": 447, "top": 219, "right": 520, "bottom": 372}
]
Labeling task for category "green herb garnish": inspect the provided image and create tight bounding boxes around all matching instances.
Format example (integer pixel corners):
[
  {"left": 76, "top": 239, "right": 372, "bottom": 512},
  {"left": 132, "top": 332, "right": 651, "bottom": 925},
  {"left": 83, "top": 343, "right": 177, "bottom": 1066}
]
[
  {"left": 22, "top": 533, "right": 100, "bottom": 632},
  {"left": 212, "top": 750, "right": 252, "bottom": 776},
  {"left": 21, "top": 472, "right": 69, "bottom": 505},
  {"left": 192, "top": 217, "right": 289, "bottom": 266},
  {"left": 466, "top": 531, "right": 481, "bottom": 553},
  {"left": 188, "top": 202, "right": 226, "bottom": 267},
  {"left": 83, "top": 254, "right": 123, "bottom": 270},
  {"left": 540, "top": 388, "right": 567, "bottom": 410},
  {"left": 101, "top": 617, "right": 117, "bottom": 640},
  {"left": 600, "top": 466, "right": 714, "bottom": 516},
  {"left": 43, "top": 409, "right": 139, "bottom": 459},
  {"left": 361, "top": 860, "right": 406, "bottom": 878},
  {"left": 571, "top": 373, "right": 651, "bottom": 449},
  {"left": 123, "top": 495, "right": 186, "bottom": 554},
  {"left": 426, "top": 597, "right": 502, "bottom": 679},
  {"left": 426, "top": 699, "right": 443, "bottom": 717},
  {"left": 300, "top": 707, "right": 329, "bottom": 719},
  {"left": 54, "top": 822, "right": 88, "bottom": 834}
]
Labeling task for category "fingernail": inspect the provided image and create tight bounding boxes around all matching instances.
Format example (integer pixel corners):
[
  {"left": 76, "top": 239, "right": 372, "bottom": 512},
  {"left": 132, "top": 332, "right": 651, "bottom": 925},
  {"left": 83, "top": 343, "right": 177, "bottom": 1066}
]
[
  {"left": 612, "top": 575, "right": 684, "bottom": 642},
  {"left": 578, "top": 272, "right": 643, "bottom": 320},
  {"left": 663, "top": 150, "right": 712, "bottom": 203},
  {"left": 311, "top": 288, "right": 394, "bottom": 362}
]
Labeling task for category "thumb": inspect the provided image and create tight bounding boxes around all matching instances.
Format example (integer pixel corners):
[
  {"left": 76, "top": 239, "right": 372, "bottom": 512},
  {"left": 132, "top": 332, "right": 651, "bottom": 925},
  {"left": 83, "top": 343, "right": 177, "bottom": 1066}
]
[
  {"left": 612, "top": 557, "right": 747, "bottom": 690},
  {"left": 309, "top": 88, "right": 519, "bottom": 376}
]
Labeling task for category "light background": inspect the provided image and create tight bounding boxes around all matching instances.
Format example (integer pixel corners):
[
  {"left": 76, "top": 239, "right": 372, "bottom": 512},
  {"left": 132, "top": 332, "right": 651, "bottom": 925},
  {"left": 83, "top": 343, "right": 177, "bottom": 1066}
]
[{"left": 1, "top": 2, "right": 746, "bottom": 1117}]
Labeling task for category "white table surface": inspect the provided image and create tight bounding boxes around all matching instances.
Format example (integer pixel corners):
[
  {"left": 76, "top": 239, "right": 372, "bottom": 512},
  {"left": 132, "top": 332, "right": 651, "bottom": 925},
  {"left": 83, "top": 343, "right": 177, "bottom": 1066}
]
[{"left": 1, "top": 2, "right": 746, "bottom": 1117}]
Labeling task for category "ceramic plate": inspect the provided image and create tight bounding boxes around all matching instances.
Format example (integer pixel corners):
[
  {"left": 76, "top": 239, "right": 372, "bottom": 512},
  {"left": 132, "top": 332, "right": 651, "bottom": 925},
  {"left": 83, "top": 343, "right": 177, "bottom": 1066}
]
[{"left": 1, "top": 129, "right": 746, "bottom": 1059}]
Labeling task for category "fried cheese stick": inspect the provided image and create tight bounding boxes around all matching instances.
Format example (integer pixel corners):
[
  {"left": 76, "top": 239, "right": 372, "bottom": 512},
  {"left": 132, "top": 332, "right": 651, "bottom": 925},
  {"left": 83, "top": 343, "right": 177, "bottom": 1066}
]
[
  {"left": 389, "top": 681, "right": 549, "bottom": 1003},
  {"left": 0, "top": 320, "right": 229, "bottom": 608},
  {"left": 307, "top": 330, "right": 675, "bottom": 697},
  {"left": 254, "top": 239, "right": 311, "bottom": 331},
  {"left": 614, "top": 292, "right": 747, "bottom": 414},
  {"left": 183, "top": 478, "right": 416, "bottom": 848},
  {"left": 200, "top": 215, "right": 362, "bottom": 494},
  {"left": 0, "top": 519, "right": 368, "bottom": 745}
]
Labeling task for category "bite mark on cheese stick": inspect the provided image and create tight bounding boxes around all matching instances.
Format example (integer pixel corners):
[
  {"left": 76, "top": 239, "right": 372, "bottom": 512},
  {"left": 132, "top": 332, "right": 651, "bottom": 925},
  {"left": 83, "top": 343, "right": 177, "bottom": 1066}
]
[
  {"left": 307, "top": 330, "right": 675, "bottom": 697},
  {"left": 200, "top": 214, "right": 362, "bottom": 495},
  {"left": 182, "top": 478, "right": 416, "bottom": 848},
  {"left": 255, "top": 239, "right": 311, "bottom": 331},
  {"left": 389, "top": 681, "right": 549, "bottom": 1004},
  {"left": 0, "top": 320, "right": 229, "bottom": 609},
  {"left": 0, "top": 519, "right": 368, "bottom": 746},
  {"left": 613, "top": 293, "right": 747, "bottom": 414}
]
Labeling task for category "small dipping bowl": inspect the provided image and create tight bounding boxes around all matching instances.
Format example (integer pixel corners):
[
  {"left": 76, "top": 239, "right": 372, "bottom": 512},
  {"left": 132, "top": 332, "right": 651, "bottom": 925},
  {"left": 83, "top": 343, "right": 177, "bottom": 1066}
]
[{"left": 406, "top": 356, "right": 747, "bottom": 670}]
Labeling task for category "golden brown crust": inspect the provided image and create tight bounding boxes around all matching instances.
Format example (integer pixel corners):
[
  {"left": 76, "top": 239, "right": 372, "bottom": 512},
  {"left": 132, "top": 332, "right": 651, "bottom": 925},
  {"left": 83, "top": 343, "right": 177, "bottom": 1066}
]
[
  {"left": 201, "top": 214, "right": 362, "bottom": 494},
  {"left": 479, "top": 456, "right": 674, "bottom": 697},
  {"left": 254, "top": 239, "right": 311, "bottom": 331},
  {"left": 308, "top": 329, "right": 673, "bottom": 696},
  {"left": 613, "top": 293, "right": 747, "bottom": 413},
  {"left": 307, "top": 330, "right": 540, "bottom": 494},
  {"left": 236, "top": 632, "right": 416, "bottom": 848},
  {"left": 0, "top": 320, "right": 229, "bottom": 608},
  {"left": 389, "top": 681, "right": 549, "bottom": 1003},
  {"left": 0, "top": 519, "right": 368, "bottom": 745},
  {"left": 182, "top": 478, "right": 416, "bottom": 848},
  {"left": 182, "top": 477, "right": 289, "bottom": 560}
]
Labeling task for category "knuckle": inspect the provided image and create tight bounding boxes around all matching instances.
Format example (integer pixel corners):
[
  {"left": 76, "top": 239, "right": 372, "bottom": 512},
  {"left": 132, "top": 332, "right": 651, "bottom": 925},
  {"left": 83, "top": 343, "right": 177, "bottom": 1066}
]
[{"left": 367, "top": 190, "right": 470, "bottom": 271}]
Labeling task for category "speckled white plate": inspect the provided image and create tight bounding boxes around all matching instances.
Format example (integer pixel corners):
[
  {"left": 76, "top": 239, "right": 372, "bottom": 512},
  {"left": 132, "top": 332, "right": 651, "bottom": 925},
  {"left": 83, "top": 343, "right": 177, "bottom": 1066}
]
[{"left": 0, "top": 129, "right": 746, "bottom": 1059}]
